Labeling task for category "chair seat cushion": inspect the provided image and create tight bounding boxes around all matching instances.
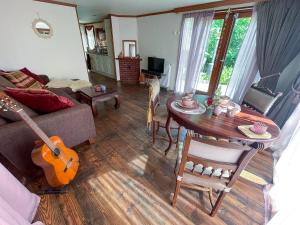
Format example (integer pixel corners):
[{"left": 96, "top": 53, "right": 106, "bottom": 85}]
[
  {"left": 153, "top": 106, "right": 179, "bottom": 127},
  {"left": 182, "top": 172, "right": 228, "bottom": 191},
  {"left": 243, "top": 86, "right": 282, "bottom": 114}
]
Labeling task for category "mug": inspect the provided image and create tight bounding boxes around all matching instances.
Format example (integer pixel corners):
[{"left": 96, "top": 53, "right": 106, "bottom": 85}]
[
  {"left": 226, "top": 106, "right": 238, "bottom": 117},
  {"left": 213, "top": 105, "right": 223, "bottom": 116}
]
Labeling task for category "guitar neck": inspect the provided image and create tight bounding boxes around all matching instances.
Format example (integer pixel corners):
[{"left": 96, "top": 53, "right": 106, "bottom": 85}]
[{"left": 18, "top": 109, "right": 57, "bottom": 151}]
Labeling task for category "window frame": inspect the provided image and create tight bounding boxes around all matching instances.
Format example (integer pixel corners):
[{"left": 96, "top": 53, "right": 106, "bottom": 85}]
[{"left": 197, "top": 8, "right": 253, "bottom": 96}]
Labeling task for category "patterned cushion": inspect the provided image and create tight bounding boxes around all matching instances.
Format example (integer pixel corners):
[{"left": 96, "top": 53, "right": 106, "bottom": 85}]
[
  {"left": 0, "top": 71, "right": 44, "bottom": 89},
  {"left": 20, "top": 68, "right": 47, "bottom": 85}
]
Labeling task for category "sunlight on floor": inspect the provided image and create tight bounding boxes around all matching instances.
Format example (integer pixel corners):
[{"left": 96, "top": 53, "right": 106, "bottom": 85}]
[
  {"left": 88, "top": 169, "right": 195, "bottom": 225},
  {"left": 241, "top": 170, "right": 268, "bottom": 185}
]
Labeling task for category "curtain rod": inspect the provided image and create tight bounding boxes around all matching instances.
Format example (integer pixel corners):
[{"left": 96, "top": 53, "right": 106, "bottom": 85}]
[{"left": 215, "top": 6, "right": 253, "bottom": 13}]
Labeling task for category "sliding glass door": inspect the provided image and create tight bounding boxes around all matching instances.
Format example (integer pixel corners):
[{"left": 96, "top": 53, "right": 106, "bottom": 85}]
[{"left": 196, "top": 9, "right": 252, "bottom": 96}]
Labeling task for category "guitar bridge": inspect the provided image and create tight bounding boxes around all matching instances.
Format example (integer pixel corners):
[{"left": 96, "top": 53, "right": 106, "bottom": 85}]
[{"left": 64, "top": 158, "right": 73, "bottom": 172}]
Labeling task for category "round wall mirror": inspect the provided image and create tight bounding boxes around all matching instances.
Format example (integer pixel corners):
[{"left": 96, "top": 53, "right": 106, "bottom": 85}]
[{"left": 32, "top": 19, "right": 53, "bottom": 39}]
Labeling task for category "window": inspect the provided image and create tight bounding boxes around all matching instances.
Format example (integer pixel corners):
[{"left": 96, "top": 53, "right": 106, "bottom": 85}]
[
  {"left": 85, "top": 25, "right": 96, "bottom": 50},
  {"left": 196, "top": 10, "right": 252, "bottom": 96}
]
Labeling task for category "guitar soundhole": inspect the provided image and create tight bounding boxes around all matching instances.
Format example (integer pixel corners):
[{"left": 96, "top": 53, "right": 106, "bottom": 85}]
[
  {"left": 53, "top": 148, "right": 61, "bottom": 156},
  {"left": 64, "top": 158, "right": 73, "bottom": 172}
]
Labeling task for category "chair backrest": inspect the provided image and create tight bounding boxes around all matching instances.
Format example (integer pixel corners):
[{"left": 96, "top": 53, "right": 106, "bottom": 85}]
[
  {"left": 149, "top": 78, "right": 160, "bottom": 116},
  {"left": 178, "top": 134, "right": 264, "bottom": 188},
  {"left": 243, "top": 85, "right": 282, "bottom": 115}
]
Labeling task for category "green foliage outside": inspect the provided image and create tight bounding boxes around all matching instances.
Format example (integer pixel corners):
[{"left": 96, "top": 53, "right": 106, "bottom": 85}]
[{"left": 200, "top": 17, "right": 251, "bottom": 85}]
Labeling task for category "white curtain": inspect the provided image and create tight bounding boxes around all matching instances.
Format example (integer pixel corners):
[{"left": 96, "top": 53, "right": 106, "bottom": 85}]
[
  {"left": 266, "top": 103, "right": 300, "bottom": 225},
  {"left": 175, "top": 11, "right": 214, "bottom": 94},
  {"left": 226, "top": 9, "right": 259, "bottom": 104},
  {"left": 86, "top": 27, "right": 96, "bottom": 50}
]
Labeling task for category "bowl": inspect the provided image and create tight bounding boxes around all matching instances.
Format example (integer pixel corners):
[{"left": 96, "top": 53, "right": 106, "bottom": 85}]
[
  {"left": 251, "top": 122, "right": 268, "bottom": 134},
  {"left": 182, "top": 96, "right": 194, "bottom": 107}
]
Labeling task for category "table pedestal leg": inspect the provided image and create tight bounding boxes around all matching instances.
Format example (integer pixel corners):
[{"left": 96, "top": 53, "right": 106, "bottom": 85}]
[{"left": 165, "top": 112, "right": 173, "bottom": 155}]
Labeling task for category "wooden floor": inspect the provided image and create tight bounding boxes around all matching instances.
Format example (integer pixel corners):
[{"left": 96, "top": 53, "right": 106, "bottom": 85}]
[{"left": 31, "top": 73, "right": 273, "bottom": 225}]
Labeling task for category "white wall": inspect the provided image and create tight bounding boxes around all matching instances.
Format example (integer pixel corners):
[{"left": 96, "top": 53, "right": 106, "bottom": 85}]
[
  {"left": 0, "top": 0, "right": 88, "bottom": 81},
  {"left": 137, "top": 13, "right": 182, "bottom": 90},
  {"left": 111, "top": 16, "right": 138, "bottom": 80}
]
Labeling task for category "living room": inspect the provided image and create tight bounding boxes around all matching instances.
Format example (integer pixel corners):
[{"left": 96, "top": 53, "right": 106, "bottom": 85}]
[{"left": 0, "top": 0, "right": 299, "bottom": 225}]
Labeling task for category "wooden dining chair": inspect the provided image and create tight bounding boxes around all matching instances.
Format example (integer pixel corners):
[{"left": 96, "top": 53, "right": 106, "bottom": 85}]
[
  {"left": 172, "top": 133, "right": 264, "bottom": 216},
  {"left": 243, "top": 85, "right": 282, "bottom": 115},
  {"left": 147, "top": 79, "right": 180, "bottom": 146}
]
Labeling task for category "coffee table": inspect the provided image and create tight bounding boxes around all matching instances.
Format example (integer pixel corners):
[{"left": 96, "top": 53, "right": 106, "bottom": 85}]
[{"left": 77, "top": 87, "right": 120, "bottom": 116}]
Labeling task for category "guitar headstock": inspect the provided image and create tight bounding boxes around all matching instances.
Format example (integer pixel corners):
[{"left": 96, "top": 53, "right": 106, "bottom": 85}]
[{"left": 0, "top": 92, "right": 22, "bottom": 113}]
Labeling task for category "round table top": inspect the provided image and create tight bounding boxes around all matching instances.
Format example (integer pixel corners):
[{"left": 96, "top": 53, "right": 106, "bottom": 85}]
[{"left": 167, "top": 96, "right": 280, "bottom": 143}]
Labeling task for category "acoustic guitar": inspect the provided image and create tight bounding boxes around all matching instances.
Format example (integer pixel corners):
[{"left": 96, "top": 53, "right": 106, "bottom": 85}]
[{"left": 0, "top": 93, "right": 79, "bottom": 187}]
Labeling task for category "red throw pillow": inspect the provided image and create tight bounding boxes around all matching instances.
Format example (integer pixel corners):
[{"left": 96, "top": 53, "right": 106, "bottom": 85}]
[
  {"left": 20, "top": 68, "right": 47, "bottom": 85},
  {"left": 5, "top": 88, "right": 75, "bottom": 113}
]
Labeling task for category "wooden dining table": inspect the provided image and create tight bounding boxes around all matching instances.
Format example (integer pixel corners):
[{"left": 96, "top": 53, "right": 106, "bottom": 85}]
[{"left": 165, "top": 96, "right": 281, "bottom": 154}]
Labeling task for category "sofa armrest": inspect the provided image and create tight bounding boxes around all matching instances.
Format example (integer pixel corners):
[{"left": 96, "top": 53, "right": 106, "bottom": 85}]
[{"left": 38, "top": 75, "right": 50, "bottom": 84}]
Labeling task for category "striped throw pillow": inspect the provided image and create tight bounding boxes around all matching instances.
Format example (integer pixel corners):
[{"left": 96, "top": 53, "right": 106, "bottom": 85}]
[{"left": 0, "top": 71, "right": 44, "bottom": 89}]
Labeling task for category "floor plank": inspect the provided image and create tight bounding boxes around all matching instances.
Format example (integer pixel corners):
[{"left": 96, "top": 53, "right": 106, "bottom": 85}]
[{"left": 31, "top": 72, "right": 272, "bottom": 225}]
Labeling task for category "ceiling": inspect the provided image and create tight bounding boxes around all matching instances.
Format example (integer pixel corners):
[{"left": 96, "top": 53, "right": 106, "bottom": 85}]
[{"left": 60, "top": 0, "right": 220, "bottom": 23}]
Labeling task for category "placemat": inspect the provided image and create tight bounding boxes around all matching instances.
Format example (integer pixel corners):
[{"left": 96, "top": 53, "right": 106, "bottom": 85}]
[{"left": 238, "top": 125, "right": 272, "bottom": 139}]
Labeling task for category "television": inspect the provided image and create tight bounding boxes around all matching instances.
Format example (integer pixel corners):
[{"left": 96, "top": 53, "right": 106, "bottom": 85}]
[{"left": 148, "top": 57, "right": 164, "bottom": 74}]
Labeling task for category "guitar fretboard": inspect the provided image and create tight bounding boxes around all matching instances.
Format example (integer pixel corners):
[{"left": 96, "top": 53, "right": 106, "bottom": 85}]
[{"left": 18, "top": 109, "right": 57, "bottom": 151}]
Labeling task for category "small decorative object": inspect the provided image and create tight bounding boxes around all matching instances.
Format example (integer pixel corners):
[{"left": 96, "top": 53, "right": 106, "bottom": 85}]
[
  {"left": 95, "top": 85, "right": 101, "bottom": 92},
  {"left": 219, "top": 95, "right": 230, "bottom": 106},
  {"left": 213, "top": 105, "right": 223, "bottom": 116},
  {"left": 206, "top": 105, "right": 214, "bottom": 118},
  {"left": 123, "top": 40, "right": 137, "bottom": 57},
  {"left": 207, "top": 97, "right": 214, "bottom": 106},
  {"left": 100, "top": 84, "right": 107, "bottom": 92},
  {"left": 226, "top": 106, "right": 238, "bottom": 118},
  {"left": 250, "top": 122, "right": 268, "bottom": 134},
  {"left": 32, "top": 18, "right": 53, "bottom": 39}
]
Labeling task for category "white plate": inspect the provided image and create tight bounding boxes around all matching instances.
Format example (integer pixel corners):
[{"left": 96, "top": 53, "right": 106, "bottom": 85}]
[{"left": 172, "top": 101, "right": 206, "bottom": 115}]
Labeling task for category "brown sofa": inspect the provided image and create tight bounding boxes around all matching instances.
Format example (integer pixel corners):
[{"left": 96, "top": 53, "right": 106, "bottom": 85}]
[{"left": 0, "top": 75, "right": 96, "bottom": 176}]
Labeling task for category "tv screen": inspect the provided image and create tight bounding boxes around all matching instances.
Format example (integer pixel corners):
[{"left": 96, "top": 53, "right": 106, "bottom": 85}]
[{"left": 148, "top": 57, "right": 164, "bottom": 74}]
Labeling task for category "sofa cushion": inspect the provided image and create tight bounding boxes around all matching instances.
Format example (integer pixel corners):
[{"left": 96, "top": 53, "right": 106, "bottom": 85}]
[
  {"left": 0, "top": 117, "right": 8, "bottom": 125},
  {"left": 0, "top": 91, "right": 38, "bottom": 122},
  {"left": 20, "top": 68, "right": 47, "bottom": 85},
  {"left": 5, "top": 88, "right": 75, "bottom": 113},
  {"left": 49, "top": 87, "right": 79, "bottom": 104},
  {"left": 0, "top": 71, "right": 44, "bottom": 89},
  {"left": 0, "top": 195, "right": 33, "bottom": 225},
  {"left": 0, "top": 163, "right": 41, "bottom": 222}
]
